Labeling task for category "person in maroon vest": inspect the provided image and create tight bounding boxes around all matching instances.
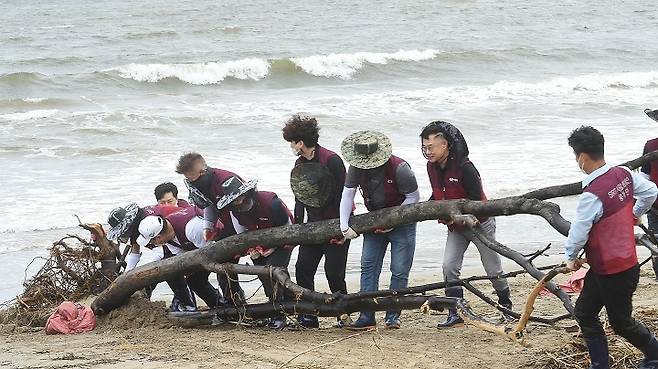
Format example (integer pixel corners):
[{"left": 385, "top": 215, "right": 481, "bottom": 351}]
[
  {"left": 339, "top": 131, "right": 419, "bottom": 330},
  {"left": 134, "top": 207, "right": 226, "bottom": 309},
  {"left": 175, "top": 152, "right": 245, "bottom": 304},
  {"left": 216, "top": 176, "right": 295, "bottom": 330},
  {"left": 566, "top": 126, "right": 658, "bottom": 369},
  {"left": 640, "top": 108, "right": 658, "bottom": 280},
  {"left": 154, "top": 181, "right": 191, "bottom": 208},
  {"left": 420, "top": 121, "right": 513, "bottom": 328},
  {"left": 282, "top": 114, "right": 350, "bottom": 329},
  {"left": 107, "top": 202, "right": 197, "bottom": 312}
]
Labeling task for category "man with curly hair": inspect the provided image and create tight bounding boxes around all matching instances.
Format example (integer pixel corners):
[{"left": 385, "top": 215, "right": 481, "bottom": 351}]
[{"left": 282, "top": 114, "right": 350, "bottom": 328}]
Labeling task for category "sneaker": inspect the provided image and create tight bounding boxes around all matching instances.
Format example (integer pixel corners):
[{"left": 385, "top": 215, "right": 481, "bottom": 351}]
[
  {"left": 347, "top": 314, "right": 376, "bottom": 331},
  {"left": 436, "top": 314, "right": 464, "bottom": 329},
  {"left": 296, "top": 314, "right": 319, "bottom": 329},
  {"left": 267, "top": 317, "right": 287, "bottom": 330},
  {"left": 335, "top": 314, "right": 352, "bottom": 328},
  {"left": 385, "top": 318, "right": 401, "bottom": 329}
]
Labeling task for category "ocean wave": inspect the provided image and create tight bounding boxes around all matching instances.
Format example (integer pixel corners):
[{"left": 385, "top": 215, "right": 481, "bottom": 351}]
[
  {"left": 0, "top": 97, "right": 69, "bottom": 110},
  {"left": 106, "top": 58, "right": 270, "bottom": 84},
  {"left": 0, "top": 71, "right": 46, "bottom": 84},
  {"left": 106, "top": 49, "right": 441, "bottom": 84},
  {"left": 289, "top": 49, "right": 440, "bottom": 79},
  {"left": 0, "top": 109, "right": 61, "bottom": 121}
]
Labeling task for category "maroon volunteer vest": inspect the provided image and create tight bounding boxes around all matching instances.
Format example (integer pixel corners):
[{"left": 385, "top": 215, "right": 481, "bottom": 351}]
[
  {"left": 232, "top": 191, "right": 293, "bottom": 231},
  {"left": 209, "top": 168, "right": 240, "bottom": 236},
  {"left": 294, "top": 145, "right": 343, "bottom": 220},
  {"left": 166, "top": 207, "right": 207, "bottom": 251},
  {"left": 427, "top": 157, "right": 488, "bottom": 230},
  {"left": 176, "top": 199, "right": 191, "bottom": 208},
  {"left": 359, "top": 156, "right": 406, "bottom": 211},
  {"left": 584, "top": 166, "right": 637, "bottom": 275},
  {"left": 645, "top": 138, "right": 658, "bottom": 208}
]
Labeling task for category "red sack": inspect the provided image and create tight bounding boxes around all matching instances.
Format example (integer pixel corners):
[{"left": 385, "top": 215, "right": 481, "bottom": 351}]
[
  {"left": 540, "top": 267, "right": 589, "bottom": 296},
  {"left": 45, "top": 301, "right": 96, "bottom": 335}
]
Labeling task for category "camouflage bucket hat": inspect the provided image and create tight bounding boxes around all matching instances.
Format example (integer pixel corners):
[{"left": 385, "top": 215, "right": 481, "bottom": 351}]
[
  {"left": 107, "top": 203, "right": 139, "bottom": 241},
  {"left": 290, "top": 162, "right": 335, "bottom": 208},
  {"left": 341, "top": 130, "right": 392, "bottom": 170}
]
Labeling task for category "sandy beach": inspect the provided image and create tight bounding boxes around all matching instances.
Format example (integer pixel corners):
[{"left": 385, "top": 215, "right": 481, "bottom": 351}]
[{"left": 3, "top": 268, "right": 658, "bottom": 369}]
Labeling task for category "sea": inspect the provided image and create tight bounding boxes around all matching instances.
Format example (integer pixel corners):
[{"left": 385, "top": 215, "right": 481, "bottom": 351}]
[{"left": 1, "top": 0, "right": 658, "bottom": 303}]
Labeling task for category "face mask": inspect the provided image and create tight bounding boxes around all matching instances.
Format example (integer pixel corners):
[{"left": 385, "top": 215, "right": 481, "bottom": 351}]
[{"left": 190, "top": 170, "right": 214, "bottom": 192}]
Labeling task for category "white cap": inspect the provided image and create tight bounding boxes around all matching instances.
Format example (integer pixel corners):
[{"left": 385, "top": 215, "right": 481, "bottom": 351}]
[{"left": 136, "top": 216, "right": 164, "bottom": 247}]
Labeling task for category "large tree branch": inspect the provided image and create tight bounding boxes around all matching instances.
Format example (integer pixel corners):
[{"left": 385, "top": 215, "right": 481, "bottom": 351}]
[
  {"left": 92, "top": 197, "right": 569, "bottom": 315},
  {"left": 522, "top": 150, "right": 658, "bottom": 200}
]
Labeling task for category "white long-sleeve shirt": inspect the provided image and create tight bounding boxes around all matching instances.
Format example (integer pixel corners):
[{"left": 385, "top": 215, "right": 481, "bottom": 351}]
[{"left": 565, "top": 164, "right": 658, "bottom": 260}]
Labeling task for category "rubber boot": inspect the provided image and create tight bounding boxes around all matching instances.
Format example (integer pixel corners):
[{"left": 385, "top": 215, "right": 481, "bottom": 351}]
[
  {"left": 437, "top": 288, "right": 464, "bottom": 328},
  {"left": 584, "top": 336, "right": 610, "bottom": 369},
  {"left": 640, "top": 335, "right": 658, "bottom": 369},
  {"left": 347, "top": 311, "right": 376, "bottom": 330},
  {"left": 495, "top": 287, "right": 514, "bottom": 322}
]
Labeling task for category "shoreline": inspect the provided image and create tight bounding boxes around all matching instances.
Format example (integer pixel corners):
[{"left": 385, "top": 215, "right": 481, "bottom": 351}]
[{"left": 3, "top": 270, "right": 658, "bottom": 369}]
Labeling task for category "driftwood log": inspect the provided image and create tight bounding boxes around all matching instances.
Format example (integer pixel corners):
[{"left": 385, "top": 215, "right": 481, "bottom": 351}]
[{"left": 90, "top": 150, "right": 658, "bottom": 332}]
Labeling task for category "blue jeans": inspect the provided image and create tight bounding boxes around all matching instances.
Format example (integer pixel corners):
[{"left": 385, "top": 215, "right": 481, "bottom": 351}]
[{"left": 359, "top": 222, "right": 417, "bottom": 322}]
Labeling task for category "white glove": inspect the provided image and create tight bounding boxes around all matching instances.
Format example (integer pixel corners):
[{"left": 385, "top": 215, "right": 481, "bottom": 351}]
[
  {"left": 125, "top": 252, "right": 142, "bottom": 271},
  {"left": 341, "top": 227, "right": 359, "bottom": 240}
]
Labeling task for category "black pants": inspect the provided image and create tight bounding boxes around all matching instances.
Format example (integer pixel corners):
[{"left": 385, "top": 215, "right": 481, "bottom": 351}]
[
  {"left": 186, "top": 270, "right": 221, "bottom": 308},
  {"left": 295, "top": 241, "right": 350, "bottom": 294},
  {"left": 217, "top": 258, "right": 246, "bottom": 305},
  {"left": 574, "top": 264, "right": 652, "bottom": 347},
  {"left": 252, "top": 247, "right": 293, "bottom": 303}
]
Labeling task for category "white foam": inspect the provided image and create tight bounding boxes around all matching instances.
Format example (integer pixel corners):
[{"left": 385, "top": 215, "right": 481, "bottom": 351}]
[
  {"left": 0, "top": 109, "right": 60, "bottom": 121},
  {"left": 290, "top": 49, "right": 440, "bottom": 79},
  {"left": 109, "top": 58, "right": 270, "bottom": 85}
]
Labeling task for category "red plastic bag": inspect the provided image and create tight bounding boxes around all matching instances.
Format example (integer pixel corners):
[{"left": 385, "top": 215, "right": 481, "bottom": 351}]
[{"left": 45, "top": 301, "right": 96, "bottom": 335}]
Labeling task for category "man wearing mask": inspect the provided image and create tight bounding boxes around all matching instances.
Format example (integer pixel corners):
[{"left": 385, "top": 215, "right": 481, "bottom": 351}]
[
  {"left": 339, "top": 131, "right": 419, "bottom": 330},
  {"left": 216, "top": 177, "right": 295, "bottom": 330},
  {"left": 282, "top": 114, "right": 350, "bottom": 329},
  {"left": 175, "top": 152, "right": 245, "bottom": 303},
  {"left": 566, "top": 126, "right": 658, "bottom": 369},
  {"left": 420, "top": 120, "right": 512, "bottom": 328}
]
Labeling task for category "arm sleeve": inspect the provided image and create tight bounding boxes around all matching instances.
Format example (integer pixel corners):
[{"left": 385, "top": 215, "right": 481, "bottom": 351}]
[
  {"left": 186, "top": 218, "right": 211, "bottom": 248},
  {"left": 565, "top": 192, "right": 603, "bottom": 260},
  {"left": 340, "top": 187, "right": 357, "bottom": 231},
  {"left": 270, "top": 197, "right": 292, "bottom": 227},
  {"left": 230, "top": 212, "right": 248, "bottom": 234},
  {"left": 402, "top": 189, "right": 420, "bottom": 205},
  {"left": 125, "top": 252, "right": 142, "bottom": 271},
  {"left": 395, "top": 162, "right": 419, "bottom": 194},
  {"left": 293, "top": 199, "right": 305, "bottom": 224},
  {"left": 461, "top": 162, "right": 485, "bottom": 201},
  {"left": 642, "top": 142, "right": 651, "bottom": 175},
  {"left": 202, "top": 206, "right": 219, "bottom": 230},
  {"left": 624, "top": 167, "right": 658, "bottom": 217}
]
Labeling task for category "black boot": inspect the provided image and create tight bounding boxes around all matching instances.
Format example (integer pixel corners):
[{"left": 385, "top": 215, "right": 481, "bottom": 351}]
[
  {"left": 495, "top": 287, "right": 514, "bottom": 322},
  {"left": 584, "top": 336, "right": 609, "bottom": 369},
  {"left": 640, "top": 335, "right": 658, "bottom": 369},
  {"left": 437, "top": 288, "right": 464, "bottom": 328}
]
